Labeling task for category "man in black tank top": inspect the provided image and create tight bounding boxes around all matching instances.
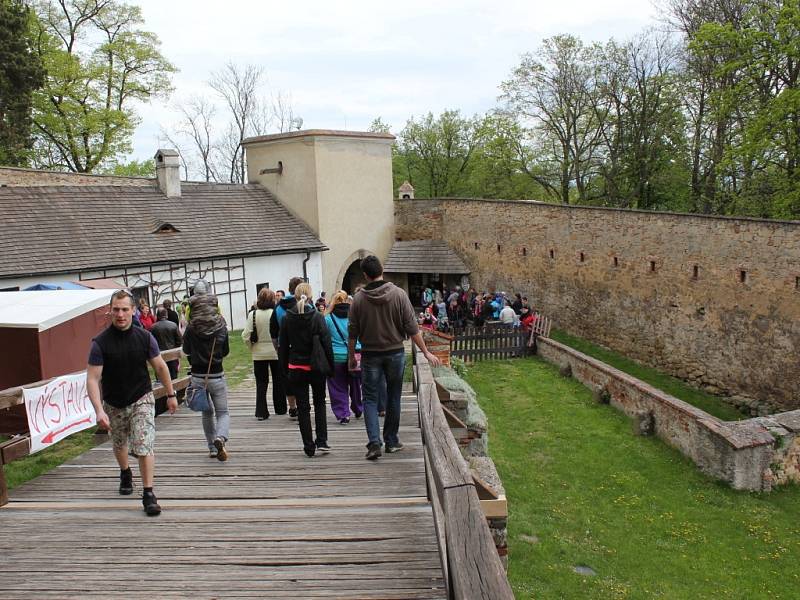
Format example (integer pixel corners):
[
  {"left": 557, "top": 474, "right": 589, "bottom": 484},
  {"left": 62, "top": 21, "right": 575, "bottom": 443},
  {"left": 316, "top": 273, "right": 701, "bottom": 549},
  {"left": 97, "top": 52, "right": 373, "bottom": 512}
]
[{"left": 86, "top": 290, "right": 177, "bottom": 516}]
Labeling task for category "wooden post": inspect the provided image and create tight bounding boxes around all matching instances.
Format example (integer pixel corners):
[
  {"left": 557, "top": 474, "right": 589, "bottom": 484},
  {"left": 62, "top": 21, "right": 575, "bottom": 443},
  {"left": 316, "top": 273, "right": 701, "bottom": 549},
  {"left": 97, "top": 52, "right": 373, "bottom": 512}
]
[{"left": 0, "top": 463, "right": 8, "bottom": 507}]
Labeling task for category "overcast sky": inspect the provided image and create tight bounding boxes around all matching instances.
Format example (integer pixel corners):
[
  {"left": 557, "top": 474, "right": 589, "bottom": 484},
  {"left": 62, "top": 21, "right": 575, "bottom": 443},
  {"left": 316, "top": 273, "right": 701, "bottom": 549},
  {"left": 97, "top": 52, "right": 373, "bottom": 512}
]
[{"left": 130, "top": 0, "right": 659, "bottom": 162}]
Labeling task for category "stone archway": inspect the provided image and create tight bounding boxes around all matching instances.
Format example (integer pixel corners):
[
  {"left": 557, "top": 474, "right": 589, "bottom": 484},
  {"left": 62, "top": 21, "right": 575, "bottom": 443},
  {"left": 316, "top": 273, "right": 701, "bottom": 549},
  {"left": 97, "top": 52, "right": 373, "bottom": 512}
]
[{"left": 335, "top": 249, "right": 375, "bottom": 294}]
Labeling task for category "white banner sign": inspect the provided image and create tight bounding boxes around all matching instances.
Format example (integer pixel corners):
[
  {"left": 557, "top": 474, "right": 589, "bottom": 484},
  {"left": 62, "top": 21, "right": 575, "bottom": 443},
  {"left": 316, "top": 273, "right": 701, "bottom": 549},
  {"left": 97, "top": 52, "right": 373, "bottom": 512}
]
[{"left": 23, "top": 373, "right": 96, "bottom": 454}]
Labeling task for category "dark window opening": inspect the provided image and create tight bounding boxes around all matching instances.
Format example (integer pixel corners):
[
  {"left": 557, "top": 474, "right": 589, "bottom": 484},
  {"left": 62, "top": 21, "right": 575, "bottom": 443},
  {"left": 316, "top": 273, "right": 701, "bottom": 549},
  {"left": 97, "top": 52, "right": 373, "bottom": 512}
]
[
  {"left": 650, "top": 261, "right": 656, "bottom": 272},
  {"left": 613, "top": 256, "right": 618, "bottom": 268},
  {"left": 255, "top": 282, "right": 270, "bottom": 295},
  {"left": 579, "top": 252, "right": 585, "bottom": 262},
  {"left": 740, "top": 270, "right": 747, "bottom": 283},
  {"left": 549, "top": 249, "right": 555, "bottom": 259},
  {"left": 474, "top": 242, "right": 479, "bottom": 250},
  {"left": 497, "top": 244, "right": 501, "bottom": 253},
  {"left": 692, "top": 265, "right": 699, "bottom": 279},
  {"left": 401, "top": 194, "right": 411, "bottom": 199},
  {"left": 522, "top": 247, "right": 527, "bottom": 256},
  {"left": 796, "top": 276, "right": 800, "bottom": 290}
]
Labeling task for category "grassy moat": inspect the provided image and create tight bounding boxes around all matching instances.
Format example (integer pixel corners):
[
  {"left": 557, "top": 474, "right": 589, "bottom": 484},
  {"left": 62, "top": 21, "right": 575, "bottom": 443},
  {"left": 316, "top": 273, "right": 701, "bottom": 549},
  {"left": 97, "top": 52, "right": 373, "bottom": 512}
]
[{"left": 465, "top": 357, "right": 800, "bottom": 599}]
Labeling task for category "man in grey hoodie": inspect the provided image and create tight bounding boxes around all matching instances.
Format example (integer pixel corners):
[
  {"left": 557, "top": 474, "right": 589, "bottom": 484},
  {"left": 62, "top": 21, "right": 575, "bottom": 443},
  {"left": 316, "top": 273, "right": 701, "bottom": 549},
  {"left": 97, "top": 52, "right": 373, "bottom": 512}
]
[{"left": 348, "top": 255, "right": 441, "bottom": 460}]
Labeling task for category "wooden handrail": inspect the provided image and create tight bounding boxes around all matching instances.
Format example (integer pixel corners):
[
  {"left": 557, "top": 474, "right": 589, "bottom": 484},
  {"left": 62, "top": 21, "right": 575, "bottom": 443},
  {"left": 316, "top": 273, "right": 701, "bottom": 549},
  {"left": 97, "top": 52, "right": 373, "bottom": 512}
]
[
  {"left": 0, "top": 347, "right": 183, "bottom": 410},
  {"left": 414, "top": 348, "right": 514, "bottom": 600}
]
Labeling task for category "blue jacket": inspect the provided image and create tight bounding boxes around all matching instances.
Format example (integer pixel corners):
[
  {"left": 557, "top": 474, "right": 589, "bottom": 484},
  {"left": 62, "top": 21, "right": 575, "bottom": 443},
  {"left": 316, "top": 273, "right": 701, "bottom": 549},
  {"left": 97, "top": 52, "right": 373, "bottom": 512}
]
[{"left": 325, "top": 304, "right": 360, "bottom": 363}]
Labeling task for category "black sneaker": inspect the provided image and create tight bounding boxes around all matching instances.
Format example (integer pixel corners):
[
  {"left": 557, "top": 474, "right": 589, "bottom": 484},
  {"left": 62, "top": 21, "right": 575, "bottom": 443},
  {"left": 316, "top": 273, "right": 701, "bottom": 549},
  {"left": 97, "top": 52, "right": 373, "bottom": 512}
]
[
  {"left": 304, "top": 446, "right": 316, "bottom": 458},
  {"left": 365, "top": 443, "right": 382, "bottom": 461},
  {"left": 316, "top": 442, "right": 331, "bottom": 453},
  {"left": 288, "top": 408, "right": 298, "bottom": 420},
  {"left": 142, "top": 492, "right": 161, "bottom": 516},
  {"left": 386, "top": 442, "right": 405, "bottom": 454},
  {"left": 339, "top": 418, "right": 350, "bottom": 425},
  {"left": 119, "top": 468, "right": 133, "bottom": 495}
]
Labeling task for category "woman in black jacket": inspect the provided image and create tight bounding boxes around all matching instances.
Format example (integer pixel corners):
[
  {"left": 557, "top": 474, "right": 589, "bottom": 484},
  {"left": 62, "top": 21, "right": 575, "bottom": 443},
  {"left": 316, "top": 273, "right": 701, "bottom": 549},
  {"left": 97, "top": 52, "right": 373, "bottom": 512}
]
[{"left": 278, "top": 282, "right": 334, "bottom": 457}]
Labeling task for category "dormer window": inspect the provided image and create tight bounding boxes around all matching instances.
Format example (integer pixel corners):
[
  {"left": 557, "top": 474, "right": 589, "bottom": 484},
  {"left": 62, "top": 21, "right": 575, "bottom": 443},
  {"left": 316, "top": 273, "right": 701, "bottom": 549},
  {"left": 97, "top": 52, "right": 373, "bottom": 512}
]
[{"left": 151, "top": 221, "right": 180, "bottom": 234}]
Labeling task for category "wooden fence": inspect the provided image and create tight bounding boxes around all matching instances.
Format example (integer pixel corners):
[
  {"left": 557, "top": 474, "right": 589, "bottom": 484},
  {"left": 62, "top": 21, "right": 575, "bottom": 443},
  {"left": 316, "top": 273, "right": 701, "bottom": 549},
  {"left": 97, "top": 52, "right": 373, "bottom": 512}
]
[
  {"left": 0, "top": 347, "right": 188, "bottom": 506},
  {"left": 450, "top": 313, "right": 552, "bottom": 363},
  {"left": 413, "top": 348, "right": 514, "bottom": 600}
]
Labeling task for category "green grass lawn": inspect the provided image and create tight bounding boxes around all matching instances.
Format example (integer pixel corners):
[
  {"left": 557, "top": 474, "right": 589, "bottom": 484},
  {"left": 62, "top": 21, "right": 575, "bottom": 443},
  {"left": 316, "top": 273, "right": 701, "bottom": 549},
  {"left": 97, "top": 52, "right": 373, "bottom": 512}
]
[
  {"left": 6, "top": 330, "right": 254, "bottom": 491},
  {"left": 549, "top": 329, "right": 745, "bottom": 421},
  {"left": 465, "top": 358, "right": 800, "bottom": 600}
]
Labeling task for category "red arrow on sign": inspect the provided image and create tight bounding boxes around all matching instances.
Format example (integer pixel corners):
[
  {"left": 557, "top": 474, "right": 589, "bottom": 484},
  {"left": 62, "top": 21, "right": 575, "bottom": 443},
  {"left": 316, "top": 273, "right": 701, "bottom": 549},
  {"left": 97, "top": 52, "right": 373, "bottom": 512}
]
[{"left": 41, "top": 416, "right": 94, "bottom": 444}]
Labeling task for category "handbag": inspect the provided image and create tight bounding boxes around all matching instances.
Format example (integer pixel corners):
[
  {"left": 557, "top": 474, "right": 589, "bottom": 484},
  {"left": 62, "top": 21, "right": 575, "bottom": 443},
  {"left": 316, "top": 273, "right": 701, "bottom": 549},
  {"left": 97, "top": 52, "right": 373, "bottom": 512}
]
[
  {"left": 249, "top": 310, "right": 258, "bottom": 344},
  {"left": 185, "top": 335, "right": 216, "bottom": 412},
  {"left": 330, "top": 316, "right": 360, "bottom": 373},
  {"left": 310, "top": 316, "right": 333, "bottom": 376}
]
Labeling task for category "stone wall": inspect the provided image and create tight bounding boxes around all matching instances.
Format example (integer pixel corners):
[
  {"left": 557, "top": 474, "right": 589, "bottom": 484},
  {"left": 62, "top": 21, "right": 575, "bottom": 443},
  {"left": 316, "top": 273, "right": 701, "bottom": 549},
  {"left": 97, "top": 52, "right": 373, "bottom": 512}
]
[
  {"left": 396, "top": 199, "right": 800, "bottom": 411},
  {"left": 537, "top": 336, "right": 800, "bottom": 491},
  {"left": 0, "top": 167, "right": 153, "bottom": 187}
]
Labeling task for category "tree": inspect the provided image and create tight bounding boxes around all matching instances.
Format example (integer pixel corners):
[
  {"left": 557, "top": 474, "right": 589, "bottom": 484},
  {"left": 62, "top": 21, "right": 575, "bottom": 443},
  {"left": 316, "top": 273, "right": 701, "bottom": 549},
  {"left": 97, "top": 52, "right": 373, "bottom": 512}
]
[
  {"left": 0, "top": 0, "right": 45, "bottom": 166},
  {"left": 30, "top": 0, "right": 175, "bottom": 172},
  {"left": 101, "top": 158, "right": 154, "bottom": 177},
  {"left": 209, "top": 62, "right": 263, "bottom": 183},
  {"left": 395, "top": 110, "right": 486, "bottom": 197},
  {"left": 501, "top": 35, "right": 608, "bottom": 204}
]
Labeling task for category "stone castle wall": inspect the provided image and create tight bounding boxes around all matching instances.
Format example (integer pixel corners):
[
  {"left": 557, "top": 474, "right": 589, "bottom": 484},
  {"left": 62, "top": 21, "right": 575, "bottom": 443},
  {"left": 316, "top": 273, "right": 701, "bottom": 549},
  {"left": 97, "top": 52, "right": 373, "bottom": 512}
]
[
  {"left": 396, "top": 199, "right": 800, "bottom": 411},
  {"left": 0, "top": 167, "right": 153, "bottom": 187}
]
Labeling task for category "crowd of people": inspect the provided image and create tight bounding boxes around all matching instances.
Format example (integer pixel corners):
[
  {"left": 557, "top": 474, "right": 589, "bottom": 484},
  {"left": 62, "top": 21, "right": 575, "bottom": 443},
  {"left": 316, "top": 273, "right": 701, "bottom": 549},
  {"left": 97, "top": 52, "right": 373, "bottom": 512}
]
[
  {"left": 86, "top": 255, "right": 444, "bottom": 517},
  {"left": 417, "top": 286, "right": 538, "bottom": 334}
]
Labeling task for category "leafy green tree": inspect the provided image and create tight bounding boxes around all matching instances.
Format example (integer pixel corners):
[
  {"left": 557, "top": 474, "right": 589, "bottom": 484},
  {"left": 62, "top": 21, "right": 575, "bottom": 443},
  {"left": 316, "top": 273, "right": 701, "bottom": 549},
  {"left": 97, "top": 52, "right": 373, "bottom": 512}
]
[
  {"left": 30, "top": 0, "right": 175, "bottom": 172},
  {"left": 0, "top": 0, "right": 45, "bottom": 166},
  {"left": 501, "top": 35, "right": 608, "bottom": 204},
  {"left": 101, "top": 158, "right": 154, "bottom": 177},
  {"left": 395, "top": 110, "right": 486, "bottom": 197}
]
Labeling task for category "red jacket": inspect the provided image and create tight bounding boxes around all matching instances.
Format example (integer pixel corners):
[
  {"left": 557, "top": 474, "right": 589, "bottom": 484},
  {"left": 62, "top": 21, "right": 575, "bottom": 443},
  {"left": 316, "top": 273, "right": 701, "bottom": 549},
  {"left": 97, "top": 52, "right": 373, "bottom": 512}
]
[{"left": 140, "top": 312, "right": 156, "bottom": 330}]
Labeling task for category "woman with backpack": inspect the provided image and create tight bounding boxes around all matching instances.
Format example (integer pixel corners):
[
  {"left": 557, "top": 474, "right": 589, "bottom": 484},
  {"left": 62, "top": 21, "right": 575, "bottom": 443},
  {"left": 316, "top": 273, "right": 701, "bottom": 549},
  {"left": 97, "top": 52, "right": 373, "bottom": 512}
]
[
  {"left": 183, "top": 288, "right": 231, "bottom": 460},
  {"left": 279, "top": 282, "right": 334, "bottom": 457},
  {"left": 242, "top": 288, "right": 286, "bottom": 420},
  {"left": 324, "top": 291, "right": 363, "bottom": 425}
]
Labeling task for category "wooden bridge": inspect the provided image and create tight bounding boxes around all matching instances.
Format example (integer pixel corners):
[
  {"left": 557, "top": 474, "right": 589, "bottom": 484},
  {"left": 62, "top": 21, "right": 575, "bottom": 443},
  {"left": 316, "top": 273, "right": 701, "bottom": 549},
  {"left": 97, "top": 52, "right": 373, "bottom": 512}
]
[{"left": 0, "top": 354, "right": 512, "bottom": 599}]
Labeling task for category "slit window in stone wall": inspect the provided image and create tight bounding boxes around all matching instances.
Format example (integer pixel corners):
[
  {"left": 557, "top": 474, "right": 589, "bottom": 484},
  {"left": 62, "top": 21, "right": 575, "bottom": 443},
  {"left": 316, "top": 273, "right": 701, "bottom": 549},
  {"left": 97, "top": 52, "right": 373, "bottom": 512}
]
[
  {"left": 497, "top": 244, "right": 501, "bottom": 253},
  {"left": 693, "top": 265, "right": 699, "bottom": 279},
  {"left": 522, "top": 247, "right": 527, "bottom": 256},
  {"left": 740, "top": 270, "right": 747, "bottom": 283},
  {"left": 474, "top": 242, "right": 479, "bottom": 250},
  {"left": 650, "top": 260, "right": 656, "bottom": 272},
  {"left": 579, "top": 252, "right": 585, "bottom": 262},
  {"left": 613, "top": 256, "right": 618, "bottom": 268},
  {"left": 549, "top": 249, "right": 555, "bottom": 259},
  {"left": 796, "top": 276, "right": 799, "bottom": 290}
]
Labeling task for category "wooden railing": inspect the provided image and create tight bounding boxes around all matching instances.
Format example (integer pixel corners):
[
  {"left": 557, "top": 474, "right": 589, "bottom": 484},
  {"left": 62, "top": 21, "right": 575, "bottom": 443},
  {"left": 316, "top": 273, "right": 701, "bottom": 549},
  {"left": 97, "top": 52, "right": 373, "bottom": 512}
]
[
  {"left": 413, "top": 347, "right": 514, "bottom": 599},
  {"left": 0, "top": 347, "right": 189, "bottom": 506}
]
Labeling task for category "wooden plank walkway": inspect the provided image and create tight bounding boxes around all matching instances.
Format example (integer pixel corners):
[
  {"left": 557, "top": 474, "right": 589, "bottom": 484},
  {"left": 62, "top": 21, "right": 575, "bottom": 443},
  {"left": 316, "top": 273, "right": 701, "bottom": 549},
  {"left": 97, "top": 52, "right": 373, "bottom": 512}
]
[{"left": 0, "top": 381, "right": 446, "bottom": 599}]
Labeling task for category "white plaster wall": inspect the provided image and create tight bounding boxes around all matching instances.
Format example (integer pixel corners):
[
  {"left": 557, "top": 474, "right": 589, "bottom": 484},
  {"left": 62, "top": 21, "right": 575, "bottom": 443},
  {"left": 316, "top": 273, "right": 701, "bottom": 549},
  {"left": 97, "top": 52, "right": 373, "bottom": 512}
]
[{"left": 0, "top": 251, "right": 324, "bottom": 332}]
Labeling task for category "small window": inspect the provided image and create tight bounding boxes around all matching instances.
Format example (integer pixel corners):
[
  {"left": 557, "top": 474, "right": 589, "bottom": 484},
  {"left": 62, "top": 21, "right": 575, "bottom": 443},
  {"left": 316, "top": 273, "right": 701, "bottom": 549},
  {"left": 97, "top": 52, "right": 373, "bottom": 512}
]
[
  {"left": 650, "top": 261, "right": 656, "bottom": 272},
  {"left": 255, "top": 282, "right": 270, "bottom": 294},
  {"left": 549, "top": 249, "right": 555, "bottom": 259},
  {"left": 692, "top": 265, "right": 699, "bottom": 280},
  {"left": 522, "top": 247, "right": 527, "bottom": 256},
  {"left": 579, "top": 252, "right": 585, "bottom": 263},
  {"left": 740, "top": 270, "right": 747, "bottom": 283},
  {"left": 796, "top": 276, "right": 800, "bottom": 291},
  {"left": 474, "top": 242, "right": 479, "bottom": 250},
  {"left": 613, "top": 256, "right": 618, "bottom": 268},
  {"left": 497, "top": 244, "right": 501, "bottom": 253}
]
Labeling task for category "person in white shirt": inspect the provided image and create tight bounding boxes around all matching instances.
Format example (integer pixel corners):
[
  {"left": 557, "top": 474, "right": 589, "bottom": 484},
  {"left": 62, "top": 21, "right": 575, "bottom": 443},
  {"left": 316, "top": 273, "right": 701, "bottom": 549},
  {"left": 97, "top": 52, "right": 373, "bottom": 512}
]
[{"left": 499, "top": 301, "right": 517, "bottom": 325}]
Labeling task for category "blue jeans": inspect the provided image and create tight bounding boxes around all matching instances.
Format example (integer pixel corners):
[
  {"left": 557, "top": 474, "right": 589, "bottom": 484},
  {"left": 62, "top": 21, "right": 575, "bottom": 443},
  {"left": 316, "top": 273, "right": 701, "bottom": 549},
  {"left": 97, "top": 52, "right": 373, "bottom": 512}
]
[
  {"left": 361, "top": 350, "right": 406, "bottom": 447},
  {"left": 194, "top": 375, "right": 229, "bottom": 449}
]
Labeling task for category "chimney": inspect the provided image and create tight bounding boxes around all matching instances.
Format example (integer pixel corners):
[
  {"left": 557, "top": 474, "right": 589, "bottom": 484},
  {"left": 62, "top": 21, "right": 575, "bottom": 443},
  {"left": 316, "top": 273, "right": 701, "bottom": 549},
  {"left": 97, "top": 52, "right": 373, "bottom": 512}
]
[{"left": 154, "top": 149, "right": 181, "bottom": 197}]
